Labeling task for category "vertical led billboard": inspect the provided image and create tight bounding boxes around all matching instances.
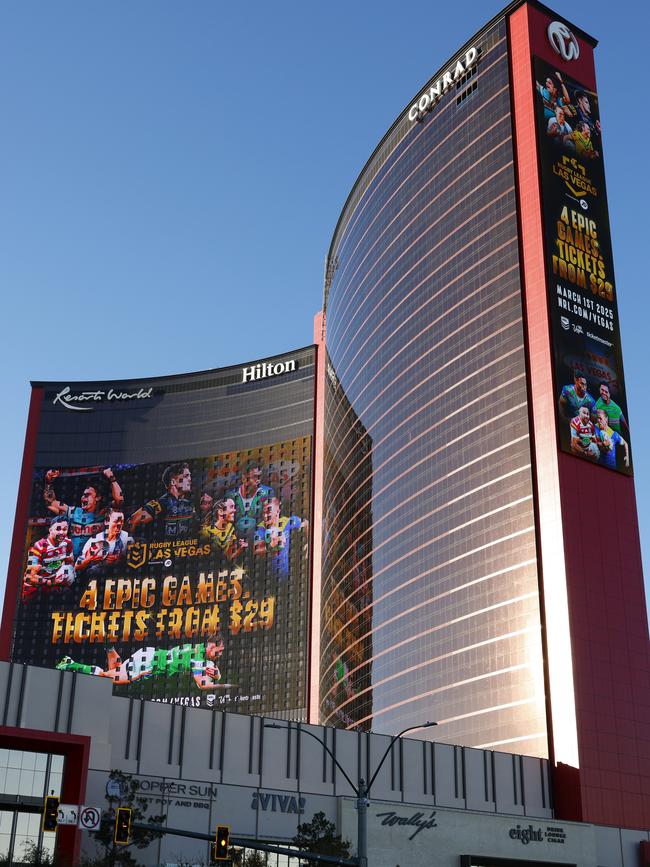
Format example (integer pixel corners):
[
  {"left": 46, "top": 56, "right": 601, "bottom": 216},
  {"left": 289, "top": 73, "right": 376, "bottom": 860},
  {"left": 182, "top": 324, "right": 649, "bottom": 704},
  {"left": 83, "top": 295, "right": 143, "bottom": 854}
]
[
  {"left": 533, "top": 57, "right": 632, "bottom": 474},
  {"left": 5, "top": 350, "right": 315, "bottom": 716}
]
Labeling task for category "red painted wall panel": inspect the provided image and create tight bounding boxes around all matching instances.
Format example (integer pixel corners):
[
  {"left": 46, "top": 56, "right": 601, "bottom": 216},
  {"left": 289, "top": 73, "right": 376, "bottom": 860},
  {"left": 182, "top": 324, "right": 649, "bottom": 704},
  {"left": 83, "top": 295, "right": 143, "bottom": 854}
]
[
  {"left": 0, "top": 726, "right": 90, "bottom": 865},
  {"left": 509, "top": 1, "right": 650, "bottom": 828},
  {"left": 0, "top": 388, "right": 43, "bottom": 661}
]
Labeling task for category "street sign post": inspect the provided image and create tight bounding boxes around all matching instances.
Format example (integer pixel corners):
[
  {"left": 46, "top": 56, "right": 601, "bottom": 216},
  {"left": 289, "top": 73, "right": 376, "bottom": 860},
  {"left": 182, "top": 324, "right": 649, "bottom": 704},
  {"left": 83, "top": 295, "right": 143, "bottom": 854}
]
[
  {"left": 79, "top": 806, "right": 102, "bottom": 832},
  {"left": 57, "top": 804, "right": 79, "bottom": 826}
]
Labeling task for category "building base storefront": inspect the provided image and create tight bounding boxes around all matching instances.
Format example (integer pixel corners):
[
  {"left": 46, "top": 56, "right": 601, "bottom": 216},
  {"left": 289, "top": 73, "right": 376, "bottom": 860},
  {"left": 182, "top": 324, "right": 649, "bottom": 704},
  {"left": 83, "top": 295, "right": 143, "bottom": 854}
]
[{"left": 0, "top": 663, "right": 647, "bottom": 866}]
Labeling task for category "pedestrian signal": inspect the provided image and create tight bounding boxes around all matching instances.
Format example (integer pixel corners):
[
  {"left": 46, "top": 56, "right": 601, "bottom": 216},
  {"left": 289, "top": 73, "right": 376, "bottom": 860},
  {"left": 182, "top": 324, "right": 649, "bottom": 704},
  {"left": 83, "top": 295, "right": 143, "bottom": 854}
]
[
  {"left": 114, "top": 807, "right": 132, "bottom": 845},
  {"left": 42, "top": 796, "right": 59, "bottom": 833}
]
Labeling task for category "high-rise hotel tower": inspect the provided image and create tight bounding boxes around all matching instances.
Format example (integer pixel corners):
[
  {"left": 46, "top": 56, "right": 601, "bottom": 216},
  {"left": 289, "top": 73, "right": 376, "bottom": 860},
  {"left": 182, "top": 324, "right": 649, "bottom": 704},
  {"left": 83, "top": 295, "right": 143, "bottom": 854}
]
[
  {"left": 3, "top": 0, "right": 649, "bottom": 836},
  {"left": 315, "top": 1, "right": 650, "bottom": 828}
]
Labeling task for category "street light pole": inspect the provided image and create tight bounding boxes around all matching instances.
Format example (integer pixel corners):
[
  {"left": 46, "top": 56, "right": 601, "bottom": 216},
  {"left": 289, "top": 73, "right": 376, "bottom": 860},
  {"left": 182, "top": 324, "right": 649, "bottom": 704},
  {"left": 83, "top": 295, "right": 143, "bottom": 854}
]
[
  {"left": 264, "top": 720, "right": 437, "bottom": 867},
  {"left": 265, "top": 723, "right": 359, "bottom": 793},
  {"left": 365, "top": 722, "right": 438, "bottom": 796},
  {"left": 356, "top": 778, "right": 368, "bottom": 867}
]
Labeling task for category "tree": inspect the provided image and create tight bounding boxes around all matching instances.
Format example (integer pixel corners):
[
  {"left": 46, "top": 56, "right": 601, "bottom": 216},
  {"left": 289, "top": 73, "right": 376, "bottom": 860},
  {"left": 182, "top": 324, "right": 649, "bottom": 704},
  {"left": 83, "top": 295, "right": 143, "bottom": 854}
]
[
  {"left": 13, "top": 841, "right": 55, "bottom": 866},
  {"left": 292, "top": 811, "right": 352, "bottom": 864},
  {"left": 229, "top": 845, "right": 243, "bottom": 867},
  {"left": 229, "top": 845, "right": 268, "bottom": 867},
  {"left": 242, "top": 851, "right": 267, "bottom": 867},
  {"left": 8, "top": 840, "right": 76, "bottom": 867},
  {"left": 89, "top": 770, "right": 166, "bottom": 867}
]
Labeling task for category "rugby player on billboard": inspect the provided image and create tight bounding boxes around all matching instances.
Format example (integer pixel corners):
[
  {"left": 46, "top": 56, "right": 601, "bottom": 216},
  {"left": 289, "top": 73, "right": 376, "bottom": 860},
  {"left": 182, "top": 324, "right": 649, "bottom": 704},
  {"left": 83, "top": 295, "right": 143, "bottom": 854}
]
[
  {"left": 596, "top": 408, "right": 630, "bottom": 470},
  {"left": 75, "top": 509, "right": 134, "bottom": 577},
  {"left": 559, "top": 372, "right": 597, "bottom": 422},
  {"left": 570, "top": 405, "right": 600, "bottom": 461},
  {"left": 23, "top": 517, "right": 75, "bottom": 600},
  {"left": 203, "top": 498, "right": 246, "bottom": 560},
  {"left": 254, "top": 496, "right": 308, "bottom": 578},
  {"left": 199, "top": 492, "right": 215, "bottom": 532},
  {"left": 56, "top": 634, "right": 230, "bottom": 690},
  {"left": 227, "top": 465, "right": 275, "bottom": 536},
  {"left": 43, "top": 467, "right": 123, "bottom": 559},
  {"left": 129, "top": 462, "right": 196, "bottom": 539},
  {"left": 595, "top": 383, "right": 629, "bottom": 437}
]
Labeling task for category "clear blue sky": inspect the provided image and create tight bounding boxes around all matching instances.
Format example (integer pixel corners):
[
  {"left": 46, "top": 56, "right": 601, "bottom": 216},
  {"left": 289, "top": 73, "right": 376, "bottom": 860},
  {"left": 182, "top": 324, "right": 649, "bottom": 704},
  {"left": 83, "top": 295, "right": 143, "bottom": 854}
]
[{"left": 1, "top": 1, "right": 649, "bottom": 616}]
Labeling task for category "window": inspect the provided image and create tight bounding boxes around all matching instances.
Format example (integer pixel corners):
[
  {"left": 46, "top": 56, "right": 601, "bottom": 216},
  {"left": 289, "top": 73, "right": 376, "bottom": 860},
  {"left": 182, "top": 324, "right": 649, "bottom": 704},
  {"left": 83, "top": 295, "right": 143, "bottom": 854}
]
[{"left": 0, "top": 750, "right": 64, "bottom": 863}]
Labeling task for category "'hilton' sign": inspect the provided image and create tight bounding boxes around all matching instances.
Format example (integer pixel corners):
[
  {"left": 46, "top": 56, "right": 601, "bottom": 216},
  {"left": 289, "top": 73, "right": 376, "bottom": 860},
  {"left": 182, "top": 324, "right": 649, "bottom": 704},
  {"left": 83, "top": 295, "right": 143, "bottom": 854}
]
[{"left": 242, "top": 359, "right": 297, "bottom": 383}]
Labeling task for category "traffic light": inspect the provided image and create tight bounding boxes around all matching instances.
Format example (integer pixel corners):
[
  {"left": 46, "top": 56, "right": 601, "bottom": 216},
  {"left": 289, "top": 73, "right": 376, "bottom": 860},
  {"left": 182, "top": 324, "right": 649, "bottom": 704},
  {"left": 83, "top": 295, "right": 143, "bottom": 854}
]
[
  {"left": 114, "top": 807, "right": 132, "bottom": 845},
  {"left": 214, "top": 825, "right": 230, "bottom": 860},
  {"left": 42, "top": 796, "right": 59, "bottom": 833}
]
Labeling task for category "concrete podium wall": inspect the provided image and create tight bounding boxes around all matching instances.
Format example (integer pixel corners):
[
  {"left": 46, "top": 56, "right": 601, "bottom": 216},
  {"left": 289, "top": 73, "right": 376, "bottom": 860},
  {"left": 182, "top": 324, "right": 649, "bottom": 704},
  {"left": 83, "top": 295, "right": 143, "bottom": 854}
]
[{"left": 6, "top": 662, "right": 646, "bottom": 866}]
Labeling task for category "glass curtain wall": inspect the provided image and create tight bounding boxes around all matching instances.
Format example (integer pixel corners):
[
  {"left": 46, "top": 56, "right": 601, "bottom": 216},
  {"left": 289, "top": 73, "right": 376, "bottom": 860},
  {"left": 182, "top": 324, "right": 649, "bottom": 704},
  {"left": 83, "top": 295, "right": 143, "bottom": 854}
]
[
  {"left": 321, "top": 18, "right": 548, "bottom": 756},
  {"left": 0, "top": 750, "right": 64, "bottom": 864}
]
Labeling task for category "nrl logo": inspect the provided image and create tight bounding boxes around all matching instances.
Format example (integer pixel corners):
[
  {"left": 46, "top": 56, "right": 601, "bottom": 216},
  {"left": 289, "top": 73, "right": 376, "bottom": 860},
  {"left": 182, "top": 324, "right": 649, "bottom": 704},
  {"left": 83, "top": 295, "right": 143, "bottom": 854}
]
[{"left": 127, "top": 542, "right": 148, "bottom": 570}]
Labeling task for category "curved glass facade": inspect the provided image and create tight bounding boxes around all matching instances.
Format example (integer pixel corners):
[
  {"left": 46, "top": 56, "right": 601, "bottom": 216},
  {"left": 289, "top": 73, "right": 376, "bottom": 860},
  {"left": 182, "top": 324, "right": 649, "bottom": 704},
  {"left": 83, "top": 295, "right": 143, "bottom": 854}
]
[
  {"left": 8, "top": 349, "right": 314, "bottom": 719},
  {"left": 320, "top": 18, "right": 548, "bottom": 755}
]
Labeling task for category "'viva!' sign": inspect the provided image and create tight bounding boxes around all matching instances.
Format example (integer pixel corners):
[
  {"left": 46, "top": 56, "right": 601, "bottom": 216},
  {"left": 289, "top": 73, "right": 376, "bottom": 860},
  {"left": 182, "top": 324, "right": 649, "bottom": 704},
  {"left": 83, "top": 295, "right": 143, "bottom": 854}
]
[{"left": 251, "top": 792, "right": 306, "bottom": 814}]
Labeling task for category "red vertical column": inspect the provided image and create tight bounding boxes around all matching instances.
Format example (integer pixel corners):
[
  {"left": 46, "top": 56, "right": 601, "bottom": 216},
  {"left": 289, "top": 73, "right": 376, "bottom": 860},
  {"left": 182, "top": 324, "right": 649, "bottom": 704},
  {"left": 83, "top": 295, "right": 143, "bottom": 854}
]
[
  {"left": 0, "top": 387, "right": 43, "bottom": 660},
  {"left": 509, "top": 2, "right": 650, "bottom": 827},
  {"left": 0, "top": 727, "right": 90, "bottom": 866},
  {"left": 508, "top": 0, "right": 580, "bottom": 806}
]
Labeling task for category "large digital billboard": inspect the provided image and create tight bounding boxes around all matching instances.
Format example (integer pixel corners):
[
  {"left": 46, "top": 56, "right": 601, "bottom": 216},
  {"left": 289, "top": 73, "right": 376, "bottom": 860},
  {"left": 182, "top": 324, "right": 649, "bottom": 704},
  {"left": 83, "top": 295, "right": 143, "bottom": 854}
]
[
  {"left": 5, "top": 351, "right": 315, "bottom": 716},
  {"left": 533, "top": 57, "right": 632, "bottom": 474},
  {"left": 14, "top": 441, "right": 311, "bottom": 713}
]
